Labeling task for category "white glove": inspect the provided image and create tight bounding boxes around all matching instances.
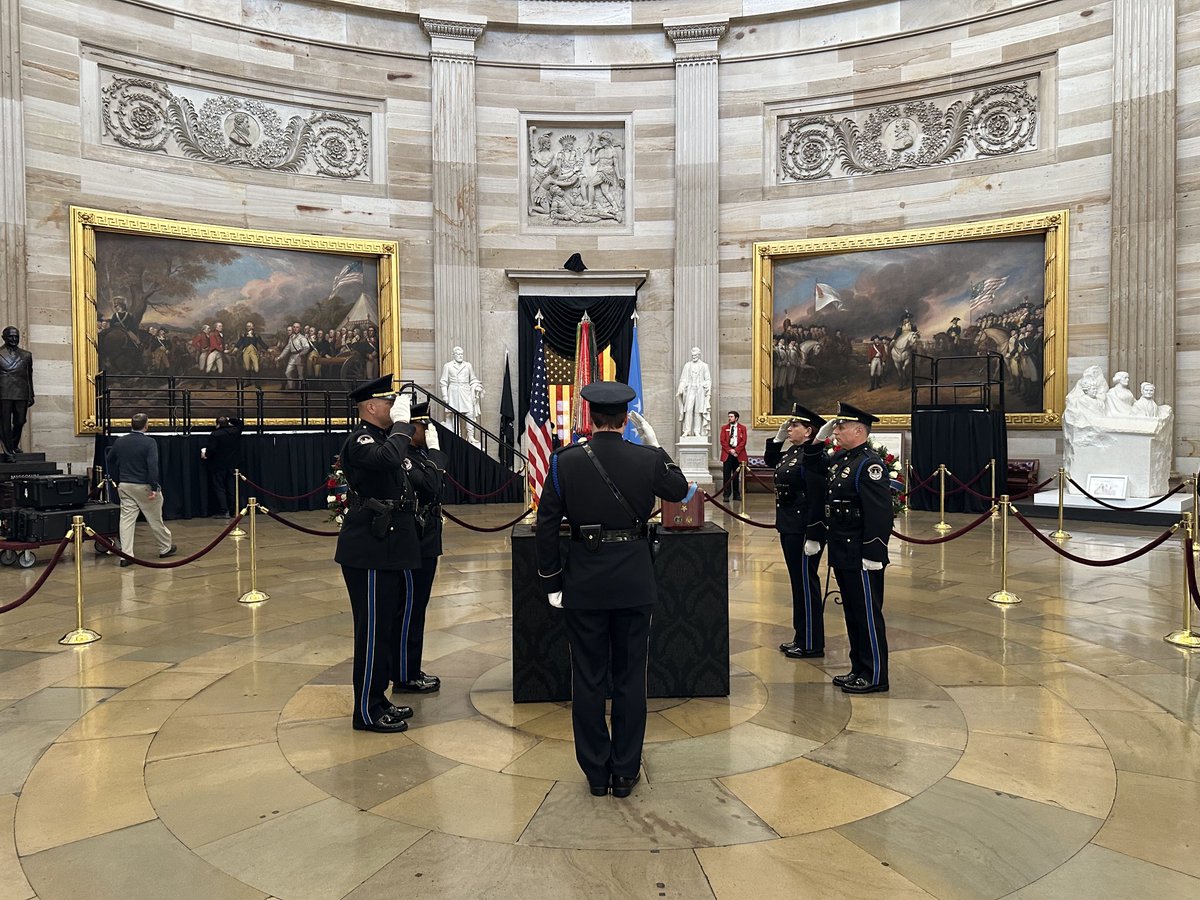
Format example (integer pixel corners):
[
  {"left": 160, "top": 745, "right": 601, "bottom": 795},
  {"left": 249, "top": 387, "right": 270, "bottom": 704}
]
[
  {"left": 815, "top": 420, "right": 835, "bottom": 443},
  {"left": 862, "top": 559, "right": 883, "bottom": 571},
  {"left": 425, "top": 423, "right": 441, "bottom": 452},
  {"left": 774, "top": 422, "right": 790, "bottom": 443},
  {"left": 628, "top": 411, "right": 659, "bottom": 448},
  {"left": 804, "top": 540, "right": 820, "bottom": 556},
  {"left": 548, "top": 591, "right": 563, "bottom": 609},
  {"left": 389, "top": 393, "right": 411, "bottom": 424}
]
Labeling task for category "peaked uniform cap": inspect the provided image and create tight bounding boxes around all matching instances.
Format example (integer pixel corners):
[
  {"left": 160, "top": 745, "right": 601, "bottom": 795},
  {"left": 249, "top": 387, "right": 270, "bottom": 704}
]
[
  {"left": 348, "top": 375, "right": 395, "bottom": 404},
  {"left": 410, "top": 400, "right": 431, "bottom": 422},
  {"left": 789, "top": 403, "right": 826, "bottom": 428},
  {"left": 833, "top": 400, "right": 879, "bottom": 426},
  {"left": 580, "top": 381, "right": 636, "bottom": 406}
]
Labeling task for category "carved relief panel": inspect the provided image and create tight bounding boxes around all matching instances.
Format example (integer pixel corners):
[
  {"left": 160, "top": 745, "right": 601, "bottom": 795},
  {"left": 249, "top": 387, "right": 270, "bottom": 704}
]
[
  {"left": 97, "top": 66, "right": 374, "bottom": 181},
  {"left": 774, "top": 77, "right": 1039, "bottom": 183},
  {"left": 520, "top": 115, "right": 633, "bottom": 232}
]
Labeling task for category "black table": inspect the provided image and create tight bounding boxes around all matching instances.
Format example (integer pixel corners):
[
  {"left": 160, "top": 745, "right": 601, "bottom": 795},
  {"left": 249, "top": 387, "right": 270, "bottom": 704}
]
[{"left": 510, "top": 522, "right": 730, "bottom": 702}]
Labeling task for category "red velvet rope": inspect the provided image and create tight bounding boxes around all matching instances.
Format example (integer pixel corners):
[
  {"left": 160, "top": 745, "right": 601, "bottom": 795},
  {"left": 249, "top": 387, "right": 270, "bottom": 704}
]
[
  {"left": 0, "top": 536, "right": 72, "bottom": 614},
  {"left": 443, "top": 507, "right": 534, "bottom": 532},
  {"left": 1065, "top": 476, "right": 1184, "bottom": 512},
  {"left": 239, "top": 475, "right": 331, "bottom": 502},
  {"left": 1010, "top": 507, "right": 1178, "bottom": 567},
  {"left": 891, "top": 506, "right": 996, "bottom": 544},
  {"left": 90, "top": 514, "right": 245, "bottom": 568},
  {"left": 746, "top": 467, "right": 776, "bottom": 490},
  {"left": 443, "top": 470, "right": 524, "bottom": 500},
  {"left": 946, "top": 465, "right": 993, "bottom": 492},
  {"left": 906, "top": 468, "right": 943, "bottom": 493},
  {"left": 1007, "top": 475, "right": 1058, "bottom": 502},
  {"left": 264, "top": 508, "right": 341, "bottom": 537},
  {"left": 1185, "top": 537, "right": 1200, "bottom": 611},
  {"left": 703, "top": 494, "right": 777, "bottom": 528}
]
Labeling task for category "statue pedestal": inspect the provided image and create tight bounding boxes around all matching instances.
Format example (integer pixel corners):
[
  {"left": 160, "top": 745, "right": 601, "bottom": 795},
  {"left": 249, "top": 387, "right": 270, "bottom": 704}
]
[
  {"left": 1064, "top": 416, "right": 1172, "bottom": 498},
  {"left": 676, "top": 435, "right": 714, "bottom": 485}
]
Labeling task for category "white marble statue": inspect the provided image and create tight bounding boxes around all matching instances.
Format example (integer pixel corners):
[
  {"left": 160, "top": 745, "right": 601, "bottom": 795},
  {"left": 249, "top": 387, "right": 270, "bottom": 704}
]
[
  {"left": 676, "top": 347, "right": 712, "bottom": 438},
  {"left": 1063, "top": 366, "right": 1173, "bottom": 497},
  {"left": 439, "top": 346, "right": 485, "bottom": 447}
]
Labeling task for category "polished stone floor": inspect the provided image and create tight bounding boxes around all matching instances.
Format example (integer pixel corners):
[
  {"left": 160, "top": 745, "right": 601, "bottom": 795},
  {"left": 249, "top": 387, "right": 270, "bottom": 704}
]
[{"left": 1, "top": 498, "right": 1199, "bottom": 899}]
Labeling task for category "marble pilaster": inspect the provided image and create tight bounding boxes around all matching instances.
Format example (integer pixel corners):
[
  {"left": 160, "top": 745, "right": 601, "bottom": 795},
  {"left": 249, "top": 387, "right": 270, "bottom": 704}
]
[
  {"left": 666, "top": 18, "right": 726, "bottom": 457},
  {"left": 422, "top": 14, "right": 486, "bottom": 380},
  {"left": 1109, "top": 0, "right": 1175, "bottom": 406},
  {"left": 0, "top": 0, "right": 27, "bottom": 335}
]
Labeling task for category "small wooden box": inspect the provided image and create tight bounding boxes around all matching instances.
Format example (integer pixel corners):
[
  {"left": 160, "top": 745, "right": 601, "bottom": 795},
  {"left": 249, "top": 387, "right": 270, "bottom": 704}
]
[{"left": 661, "top": 495, "right": 705, "bottom": 530}]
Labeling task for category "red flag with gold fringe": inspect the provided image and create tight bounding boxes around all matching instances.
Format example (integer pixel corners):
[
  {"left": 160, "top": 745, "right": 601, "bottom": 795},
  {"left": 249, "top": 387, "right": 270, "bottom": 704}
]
[{"left": 571, "top": 312, "right": 598, "bottom": 438}]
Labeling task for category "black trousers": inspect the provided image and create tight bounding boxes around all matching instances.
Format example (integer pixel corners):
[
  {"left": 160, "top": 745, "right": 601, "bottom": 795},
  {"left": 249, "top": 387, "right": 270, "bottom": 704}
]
[
  {"left": 833, "top": 566, "right": 888, "bottom": 686},
  {"left": 0, "top": 399, "right": 28, "bottom": 452},
  {"left": 341, "top": 567, "right": 404, "bottom": 727},
  {"left": 722, "top": 455, "right": 742, "bottom": 499},
  {"left": 563, "top": 604, "right": 653, "bottom": 787},
  {"left": 393, "top": 556, "right": 437, "bottom": 683},
  {"left": 209, "top": 465, "right": 234, "bottom": 515},
  {"left": 780, "top": 533, "right": 824, "bottom": 650}
]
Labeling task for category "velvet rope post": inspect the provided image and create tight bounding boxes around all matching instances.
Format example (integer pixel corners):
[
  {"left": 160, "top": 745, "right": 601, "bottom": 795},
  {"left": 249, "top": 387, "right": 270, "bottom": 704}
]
[
  {"left": 443, "top": 470, "right": 524, "bottom": 501},
  {"left": 703, "top": 494, "right": 777, "bottom": 528},
  {"left": 1010, "top": 507, "right": 1178, "bottom": 567},
  {"left": 264, "top": 508, "right": 342, "bottom": 537},
  {"left": 0, "top": 536, "right": 72, "bottom": 614},
  {"left": 238, "top": 474, "right": 331, "bottom": 502},
  {"left": 89, "top": 514, "right": 245, "bottom": 568},
  {"left": 443, "top": 507, "right": 534, "bottom": 532},
  {"left": 891, "top": 507, "right": 996, "bottom": 544},
  {"left": 1064, "top": 476, "right": 1185, "bottom": 512},
  {"left": 1185, "top": 536, "right": 1200, "bottom": 611},
  {"left": 906, "top": 468, "right": 943, "bottom": 494}
]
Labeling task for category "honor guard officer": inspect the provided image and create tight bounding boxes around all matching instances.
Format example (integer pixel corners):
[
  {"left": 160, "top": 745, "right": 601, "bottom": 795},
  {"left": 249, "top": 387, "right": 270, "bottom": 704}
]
[
  {"left": 336, "top": 375, "right": 421, "bottom": 733},
  {"left": 535, "top": 381, "right": 693, "bottom": 798},
  {"left": 822, "top": 401, "right": 893, "bottom": 694},
  {"left": 765, "top": 403, "right": 830, "bottom": 659},
  {"left": 391, "top": 401, "right": 447, "bottom": 695}
]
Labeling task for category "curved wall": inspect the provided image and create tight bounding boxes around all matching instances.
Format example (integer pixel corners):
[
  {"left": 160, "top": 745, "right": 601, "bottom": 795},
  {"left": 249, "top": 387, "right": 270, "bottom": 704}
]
[{"left": 8, "top": 0, "right": 1197, "bottom": 470}]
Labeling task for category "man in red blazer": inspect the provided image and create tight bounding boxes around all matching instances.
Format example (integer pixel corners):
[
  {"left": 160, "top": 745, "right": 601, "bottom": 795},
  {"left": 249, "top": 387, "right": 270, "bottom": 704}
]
[{"left": 720, "top": 410, "right": 749, "bottom": 500}]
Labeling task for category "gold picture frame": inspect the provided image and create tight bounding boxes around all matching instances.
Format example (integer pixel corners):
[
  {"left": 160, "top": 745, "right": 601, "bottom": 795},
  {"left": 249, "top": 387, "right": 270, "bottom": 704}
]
[
  {"left": 751, "top": 209, "right": 1069, "bottom": 430},
  {"left": 70, "top": 207, "right": 401, "bottom": 434}
]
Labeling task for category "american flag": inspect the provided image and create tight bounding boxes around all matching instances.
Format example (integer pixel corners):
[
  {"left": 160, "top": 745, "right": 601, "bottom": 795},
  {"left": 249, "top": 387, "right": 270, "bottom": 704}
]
[
  {"left": 969, "top": 276, "right": 1007, "bottom": 310},
  {"left": 331, "top": 260, "right": 364, "bottom": 295},
  {"left": 524, "top": 327, "right": 554, "bottom": 508}
]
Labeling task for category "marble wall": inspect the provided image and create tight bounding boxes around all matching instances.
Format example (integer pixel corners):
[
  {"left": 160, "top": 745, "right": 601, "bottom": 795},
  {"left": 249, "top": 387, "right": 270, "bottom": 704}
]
[{"left": 7, "top": 0, "right": 1198, "bottom": 477}]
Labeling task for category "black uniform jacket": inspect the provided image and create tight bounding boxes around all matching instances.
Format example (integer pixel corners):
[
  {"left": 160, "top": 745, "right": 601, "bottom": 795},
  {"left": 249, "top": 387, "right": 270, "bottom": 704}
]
[
  {"left": 764, "top": 437, "right": 829, "bottom": 540},
  {"left": 535, "top": 432, "right": 690, "bottom": 610},
  {"left": 825, "top": 442, "right": 893, "bottom": 569},
  {"left": 334, "top": 420, "right": 421, "bottom": 571},
  {"left": 407, "top": 445, "right": 449, "bottom": 559}
]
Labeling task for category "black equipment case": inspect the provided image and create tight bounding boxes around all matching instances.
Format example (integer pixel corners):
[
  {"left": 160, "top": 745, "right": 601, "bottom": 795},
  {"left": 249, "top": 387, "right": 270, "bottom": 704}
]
[
  {"left": 9, "top": 503, "right": 120, "bottom": 543},
  {"left": 13, "top": 474, "right": 91, "bottom": 510}
]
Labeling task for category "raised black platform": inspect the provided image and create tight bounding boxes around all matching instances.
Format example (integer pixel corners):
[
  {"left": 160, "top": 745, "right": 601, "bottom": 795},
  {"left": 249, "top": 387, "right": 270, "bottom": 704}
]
[
  {"left": 510, "top": 522, "right": 730, "bottom": 703},
  {"left": 0, "top": 453, "right": 58, "bottom": 480}
]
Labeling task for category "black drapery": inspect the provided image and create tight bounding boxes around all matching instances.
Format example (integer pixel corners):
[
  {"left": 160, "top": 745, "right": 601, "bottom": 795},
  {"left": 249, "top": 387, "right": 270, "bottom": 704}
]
[
  {"left": 908, "top": 409, "right": 1008, "bottom": 514},
  {"left": 517, "top": 296, "right": 637, "bottom": 438}
]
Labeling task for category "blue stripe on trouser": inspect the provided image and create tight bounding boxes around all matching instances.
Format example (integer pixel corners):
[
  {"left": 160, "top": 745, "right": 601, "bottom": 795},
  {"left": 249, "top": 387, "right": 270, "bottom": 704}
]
[
  {"left": 362, "top": 569, "right": 377, "bottom": 724},
  {"left": 861, "top": 569, "right": 880, "bottom": 684},
  {"left": 801, "top": 552, "right": 812, "bottom": 644},
  {"left": 400, "top": 569, "right": 415, "bottom": 682}
]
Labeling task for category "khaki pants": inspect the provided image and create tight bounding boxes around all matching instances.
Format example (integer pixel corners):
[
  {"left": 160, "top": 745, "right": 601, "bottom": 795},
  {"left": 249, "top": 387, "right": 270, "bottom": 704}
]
[{"left": 117, "top": 483, "right": 173, "bottom": 559}]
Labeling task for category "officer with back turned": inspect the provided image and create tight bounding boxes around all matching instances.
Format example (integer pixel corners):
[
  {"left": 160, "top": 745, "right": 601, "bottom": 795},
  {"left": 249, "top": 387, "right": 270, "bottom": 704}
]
[
  {"left": 821, "top": 401, "right": 893, "bottom": 694},
  {"left": 336, "top": 375, "right": 421, "bottom": 733}
]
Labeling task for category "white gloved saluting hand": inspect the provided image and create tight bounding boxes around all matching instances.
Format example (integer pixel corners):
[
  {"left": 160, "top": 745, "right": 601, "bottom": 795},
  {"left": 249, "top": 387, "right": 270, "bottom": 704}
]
[
  {"left": 389, "top": 392, "right": 411, "bottom": 425},
  {"left": 774, "top": 421, "right": 791, "bottom": 443},
  {"left": 548, "top": 591, "right": 563, "bottom": 609},
  {"left": 804, "top": 540, "right": 821, "bottom": 556},
  {"left": 815, "top": 419, "right": 836, "bottom": 443},
  {"left": 425, "top": 423, "right": 441, "bottom": 452},
  {"left": 628, "top": 411, "right": 660, "bottom": 448}
]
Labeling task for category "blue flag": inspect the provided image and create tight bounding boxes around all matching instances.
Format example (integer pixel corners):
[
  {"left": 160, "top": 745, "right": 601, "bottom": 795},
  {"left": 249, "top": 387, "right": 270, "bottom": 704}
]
[{"left": 623, "top": 317, "right": 644, "bottom": 444}]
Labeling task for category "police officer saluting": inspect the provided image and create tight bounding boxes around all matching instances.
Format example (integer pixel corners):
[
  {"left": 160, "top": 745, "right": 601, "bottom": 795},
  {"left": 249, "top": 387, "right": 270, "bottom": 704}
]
[
  {"left": 822, "top": 401, "right": 893, "bottom": 694},
  {"left": 336, "top": 375, "right": 421, "bottom": 733},
  {"left": 535, "top": 382, "right": 693, "bottom": 798},
  {"left": 765, "top": 403, "right": 830, "bottom": 659}
]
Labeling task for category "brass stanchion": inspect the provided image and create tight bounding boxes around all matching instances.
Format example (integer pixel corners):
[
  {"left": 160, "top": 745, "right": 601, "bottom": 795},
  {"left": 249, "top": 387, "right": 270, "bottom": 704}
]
[
  {"left": 990, "top": 458, "right": 999, "bottom": 519},
  {"left": 739, "top": 461, "right": 747, "bottom": 516},
  {"left": 988, "top": 495, "right": 1022, "bottom": 605},
  {"left": 237, "top": 498, "right": 269, "bottom": 604},
  {"left": 59, "top": 516, "right": 101, "bottom": 645},
  {"left": 231, "top": 469, "right": 247, "bottom": 538},
  {"left": 1165, "top": 512, "right": 1200, "bottom": 649},
  {"left": 933, "top": 464, "right": 952, "bottom": 533},
  {"left": 1050, "top": 467, "right": 1071, "bottom": 542},
  {"left": 1191, "top": 475, "right": 1199, "bottom": 557}
]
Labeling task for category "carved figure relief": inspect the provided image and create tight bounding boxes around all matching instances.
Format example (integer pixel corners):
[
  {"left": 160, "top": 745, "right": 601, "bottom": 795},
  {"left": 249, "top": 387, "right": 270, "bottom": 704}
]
[
  {"left": 100, "top": 72, "right": 371, "bottom": 181},
  {"left": 777, "top": 79, "right": 1038, "bottom": 183},
  {"left": 525, "top": 124, "right": 627, "bottom": 227}
]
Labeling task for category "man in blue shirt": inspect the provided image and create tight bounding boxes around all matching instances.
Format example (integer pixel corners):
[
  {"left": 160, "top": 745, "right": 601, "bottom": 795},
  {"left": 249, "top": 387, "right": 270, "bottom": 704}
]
[{"left": 106, "top": 413, "right": 176, "bottom": 567}]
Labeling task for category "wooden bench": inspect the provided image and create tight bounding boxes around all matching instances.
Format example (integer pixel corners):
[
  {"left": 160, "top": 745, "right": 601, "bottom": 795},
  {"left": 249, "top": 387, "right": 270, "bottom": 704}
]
[{"left": 1006, "top": 458, "right": 1040, "bottom": 495}]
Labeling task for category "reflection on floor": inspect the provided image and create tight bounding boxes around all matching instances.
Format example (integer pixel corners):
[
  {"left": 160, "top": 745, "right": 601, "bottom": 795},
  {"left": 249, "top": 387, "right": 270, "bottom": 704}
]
[{"left": 2, "top": 499, "right": 1199, "bottom": 899}]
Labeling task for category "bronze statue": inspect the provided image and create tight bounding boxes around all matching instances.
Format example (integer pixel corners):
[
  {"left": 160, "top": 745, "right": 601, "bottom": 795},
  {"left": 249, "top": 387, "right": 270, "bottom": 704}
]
[{"left": 0, "top": 326, "right": 34, "bottom": 461}]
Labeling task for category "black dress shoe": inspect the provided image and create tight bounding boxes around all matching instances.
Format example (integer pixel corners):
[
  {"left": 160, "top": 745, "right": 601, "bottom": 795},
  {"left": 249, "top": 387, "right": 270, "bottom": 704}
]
[
  {"left": 779, "top": 641, "right": 798, "bottom": 653},
  {"left": 386, "top": 704, "right": 415, "bottom": 720},
  {"left": 611, "top": 773, "right": 640, "bottom": 798},
  {"left": 589, "top": 780, "right": 610, "bottom": 797},
  {"left": 841, "top": 677, "right": 889, "bottom": 694},
  {"left": 782, "top": 646, "right": 824, "bottom": 659},
  {"left": 395, "top": 674, "right": 440, "bottom": 693},
  {"left": 831, "top": 672, "right": 858, "bottom": 687},
  {"left": 352, "top": 709, "right": 409, "bottom": 733},
  {"left": 159, "top": 545, "right": 178, "bottom": 559},
  {"left": 119, "top": 559, "right": 133, "bottom": 568}
]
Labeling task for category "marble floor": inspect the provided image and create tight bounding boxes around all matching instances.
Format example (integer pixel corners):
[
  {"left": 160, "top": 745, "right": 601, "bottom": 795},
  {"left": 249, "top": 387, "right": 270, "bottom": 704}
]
[{"left": 1, "top": 498, "right": 1199, "bottom": 899}]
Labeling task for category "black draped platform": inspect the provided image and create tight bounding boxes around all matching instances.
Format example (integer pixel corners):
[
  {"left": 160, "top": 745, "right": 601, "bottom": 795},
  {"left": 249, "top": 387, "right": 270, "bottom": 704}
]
[
  {"left": 909, "top": 408, "right": 1007, "bottom": 514},
  {"left": 92, "top": 426, "right": 521, "bottom": 520},
  {"left": 510, "top": 523, "right": 729, "bottom": 702}
]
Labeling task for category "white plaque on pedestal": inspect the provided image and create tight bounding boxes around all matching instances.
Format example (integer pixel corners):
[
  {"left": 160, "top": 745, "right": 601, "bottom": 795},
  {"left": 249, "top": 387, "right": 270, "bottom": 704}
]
[{"left": 676, "top": 435, "right": 714, "bottom": 485}]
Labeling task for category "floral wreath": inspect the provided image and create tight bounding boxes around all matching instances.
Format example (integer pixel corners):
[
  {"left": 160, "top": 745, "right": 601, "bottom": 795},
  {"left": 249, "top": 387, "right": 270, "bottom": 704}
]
[{"left": 326, "top": 457, "right": 348, "bottom": 524}]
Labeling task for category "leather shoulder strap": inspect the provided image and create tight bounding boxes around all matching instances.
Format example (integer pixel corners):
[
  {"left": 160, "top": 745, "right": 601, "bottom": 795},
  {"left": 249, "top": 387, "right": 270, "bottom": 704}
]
[{"left": 581, "top": 442, "right": 641, "bottom": 529}]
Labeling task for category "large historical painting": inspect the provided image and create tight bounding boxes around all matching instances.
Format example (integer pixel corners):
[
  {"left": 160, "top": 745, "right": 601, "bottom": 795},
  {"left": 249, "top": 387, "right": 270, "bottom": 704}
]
[
  {"left": 751, "top": 211, "right": 1069, "bottom": 428},
  {"left": 70, "top": 208, "right": 400, "bottom": 433}
]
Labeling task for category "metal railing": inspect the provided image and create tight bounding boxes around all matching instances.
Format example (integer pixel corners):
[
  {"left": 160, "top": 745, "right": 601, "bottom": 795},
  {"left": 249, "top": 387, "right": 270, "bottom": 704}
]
[{"left": 910, "top": 352, "right": 1006, "bottom": 411}]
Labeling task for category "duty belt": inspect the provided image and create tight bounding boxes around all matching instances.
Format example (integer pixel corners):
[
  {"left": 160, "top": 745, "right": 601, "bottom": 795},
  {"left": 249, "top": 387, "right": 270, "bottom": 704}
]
[
  {"left": 570, "top": 525, "right": 648, "bottom": 543},
  {"left": 346, "top": 493, "right": 414, "bottom": 513}
]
